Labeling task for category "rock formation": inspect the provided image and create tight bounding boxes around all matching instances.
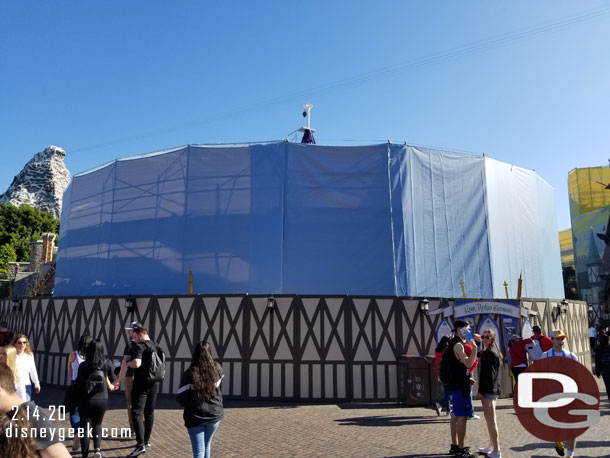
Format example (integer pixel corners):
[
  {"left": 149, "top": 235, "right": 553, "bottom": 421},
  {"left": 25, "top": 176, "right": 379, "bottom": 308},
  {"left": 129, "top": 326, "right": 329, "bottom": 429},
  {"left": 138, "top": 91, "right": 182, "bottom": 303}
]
[{"left": 0, "top": 146, "right": 71, "bottom": 218}]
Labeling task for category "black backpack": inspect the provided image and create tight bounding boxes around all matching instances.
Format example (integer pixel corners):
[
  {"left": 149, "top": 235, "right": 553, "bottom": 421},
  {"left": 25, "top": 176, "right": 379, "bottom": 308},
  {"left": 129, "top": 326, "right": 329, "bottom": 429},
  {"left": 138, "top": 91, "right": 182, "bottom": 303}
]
[
  {"left": 438, "top": 346, "right": 454, "bottom": 385},
  {"left": 86, "top": 368, "right": 106, "bottom": 394},
  {"left": 144, "top": 342, "right": 166, "bottom": 383}
]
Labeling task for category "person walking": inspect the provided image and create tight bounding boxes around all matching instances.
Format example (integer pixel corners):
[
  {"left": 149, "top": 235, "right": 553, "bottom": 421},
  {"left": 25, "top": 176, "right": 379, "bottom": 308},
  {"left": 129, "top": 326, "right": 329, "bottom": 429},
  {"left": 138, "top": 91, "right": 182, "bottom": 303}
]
[
  {"left": 126, "top": 325, "right": 161, "bottom": 457},
  {"left": 177, "top": 341, "right": 224, "bottom": 458},
  {"left": 67, "top": 333, "right": 92, "bottom": 452},
  {"left": 12, "top": 334, "right": 40, "bottom": 400},
  {"left": 72, "top": 339, "right": 116, "bottom": 458},
  {"left": 445, "top": 320, "right": 478, "bottom": 458},
  {"left": 590, "top": 324, "right": 598, "bottom": 355},
  {"left": 477, "top": 329, "right": 503, "bottom": 458},
  {"left": 114, "top": 322, "right": 141, "bottom": 433},
  {"left": 508, "top": 335, "right": 532, "bottom": 382},
  {"left": 541, "top": 330, "right": 578, "bottom": 458},
  {"left": 595, "top": 333, "right": 610, "bottom": 403},
  {"left": 434, "top": 335, "right": 452, "bottom": 416}
]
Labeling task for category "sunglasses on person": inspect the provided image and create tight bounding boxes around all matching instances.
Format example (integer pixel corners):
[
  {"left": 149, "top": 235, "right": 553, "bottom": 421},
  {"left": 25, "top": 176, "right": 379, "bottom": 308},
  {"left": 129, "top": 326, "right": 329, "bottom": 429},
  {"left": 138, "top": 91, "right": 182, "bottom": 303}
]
[
  {"left": 481, "top": 335, "right": 491, "bottom": 340},
  {"left": 16, "top": 341, "right": 27, "bottom": 345}
]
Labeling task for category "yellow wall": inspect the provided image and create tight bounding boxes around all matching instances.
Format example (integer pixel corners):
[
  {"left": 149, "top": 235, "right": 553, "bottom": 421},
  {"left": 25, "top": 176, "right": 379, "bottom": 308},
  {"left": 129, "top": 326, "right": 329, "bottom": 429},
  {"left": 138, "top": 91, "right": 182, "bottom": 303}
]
[
  {"left": 559, "top": 228, "right": 574, "bottom": 267},
  {"left": 568, "top": 166, "right": 610, "bottom": 218}
]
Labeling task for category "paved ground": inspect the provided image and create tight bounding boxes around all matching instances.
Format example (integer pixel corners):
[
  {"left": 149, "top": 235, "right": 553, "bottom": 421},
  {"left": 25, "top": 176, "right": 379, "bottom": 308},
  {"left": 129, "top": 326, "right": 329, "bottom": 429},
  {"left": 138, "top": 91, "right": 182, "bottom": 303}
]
[{"left": 33, "top": 379, "right": 610, "bottom": 458}]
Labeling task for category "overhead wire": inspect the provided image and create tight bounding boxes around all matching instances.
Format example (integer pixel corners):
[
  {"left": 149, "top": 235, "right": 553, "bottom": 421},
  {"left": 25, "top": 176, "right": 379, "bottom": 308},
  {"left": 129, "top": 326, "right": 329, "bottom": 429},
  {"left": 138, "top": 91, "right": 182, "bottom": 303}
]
[{"left": 69, "top": 6, "right": 610, "bottom": 155}]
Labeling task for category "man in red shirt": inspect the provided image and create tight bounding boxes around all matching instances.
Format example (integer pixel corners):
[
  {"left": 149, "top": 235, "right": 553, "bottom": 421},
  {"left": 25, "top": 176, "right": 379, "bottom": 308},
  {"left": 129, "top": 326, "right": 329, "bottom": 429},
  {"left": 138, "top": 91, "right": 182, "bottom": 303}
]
[
  {"left": 463, "top": 339, "right": 480, "bottom": 420},
  {"left": 508, "top": 335, "right": 533, "bottom": 382},
  {"left": 532, "top": 325, "right": 552, "bottom": 352}
]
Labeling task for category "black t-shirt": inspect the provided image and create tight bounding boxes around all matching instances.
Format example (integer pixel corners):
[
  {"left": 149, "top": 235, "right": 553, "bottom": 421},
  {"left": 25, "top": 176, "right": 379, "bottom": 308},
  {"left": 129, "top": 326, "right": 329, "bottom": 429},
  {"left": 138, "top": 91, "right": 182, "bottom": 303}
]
[
  {"left": 123, "top": 340, "right": 136, "bottom": 377},
  {"left": 18, "top": 401, "right": 63, "bottom": 452},
  {"left": 133, "top": 340, "right": 157, "bottom": 385},
  {"left": 74, "top": 359, "right": 116, "bottom": 401}
]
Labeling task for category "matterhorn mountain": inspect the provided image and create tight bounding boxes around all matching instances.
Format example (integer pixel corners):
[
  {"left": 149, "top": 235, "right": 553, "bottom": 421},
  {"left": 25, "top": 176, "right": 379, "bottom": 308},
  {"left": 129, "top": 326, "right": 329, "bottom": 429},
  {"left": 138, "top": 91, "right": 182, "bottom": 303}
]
[{"left": 0, "top": 146, "right": 71, "bottom": 218}]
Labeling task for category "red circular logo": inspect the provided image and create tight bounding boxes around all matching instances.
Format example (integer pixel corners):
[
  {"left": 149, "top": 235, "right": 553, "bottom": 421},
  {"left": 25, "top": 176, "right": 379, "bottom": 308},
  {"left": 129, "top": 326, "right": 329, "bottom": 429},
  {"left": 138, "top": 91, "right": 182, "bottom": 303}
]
[{"left": 513, "top": 357, "right": 600, "bottom": 442}]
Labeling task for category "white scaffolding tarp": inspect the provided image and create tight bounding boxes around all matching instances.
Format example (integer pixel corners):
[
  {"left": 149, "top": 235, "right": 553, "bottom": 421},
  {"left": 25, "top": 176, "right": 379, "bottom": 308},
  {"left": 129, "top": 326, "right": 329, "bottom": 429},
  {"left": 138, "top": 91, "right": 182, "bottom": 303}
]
[{"left": 54, "top": 142, "right": 563, "bottom": 298}]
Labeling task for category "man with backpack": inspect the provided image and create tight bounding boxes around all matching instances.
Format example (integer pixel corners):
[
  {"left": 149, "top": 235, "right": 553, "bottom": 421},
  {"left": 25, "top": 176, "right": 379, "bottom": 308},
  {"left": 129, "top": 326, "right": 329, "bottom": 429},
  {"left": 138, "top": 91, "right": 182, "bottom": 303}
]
[
  {"left": 442, "top": 320, "right": 478, "bottom": 458},
  {"left": 125, "top": 325, "right": 165, "bottom": 457}
]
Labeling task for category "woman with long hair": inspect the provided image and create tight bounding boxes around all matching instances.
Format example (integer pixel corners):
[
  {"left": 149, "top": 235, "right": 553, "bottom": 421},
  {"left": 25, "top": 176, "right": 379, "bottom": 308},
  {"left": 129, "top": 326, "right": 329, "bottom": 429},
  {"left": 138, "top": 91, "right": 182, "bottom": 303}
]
[
  {"left": 73, "top": 339, "right": 116, "bottom": 458},
  {"left": 0, "top": 345, "right": 25, "bottom": 400},
  {"left": 67, "top": 333, "right": 92, "bottom": 452},
  {"left": 0, "top": 405, "right": 37, "bottom": 458},
  {"left": 477, "top": 329, "right": 503, "bottom": 458},
  {"left": 12, "top": 334, "right": 40, "bottom": 401},
  {"left": 177, "top": 341, "right": 224, "bottom": 458}
]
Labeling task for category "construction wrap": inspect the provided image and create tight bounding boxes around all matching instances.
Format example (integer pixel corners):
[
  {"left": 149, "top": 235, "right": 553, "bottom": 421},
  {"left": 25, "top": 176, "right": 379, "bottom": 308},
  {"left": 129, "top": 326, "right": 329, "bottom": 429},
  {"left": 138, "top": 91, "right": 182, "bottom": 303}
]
[{"left": 54, "top": 142, "right": 563, "bottom": 298}]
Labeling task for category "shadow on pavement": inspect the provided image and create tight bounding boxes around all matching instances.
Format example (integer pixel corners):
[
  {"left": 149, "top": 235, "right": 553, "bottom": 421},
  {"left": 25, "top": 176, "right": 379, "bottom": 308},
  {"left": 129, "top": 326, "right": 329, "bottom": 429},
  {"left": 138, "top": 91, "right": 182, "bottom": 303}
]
[
  {"left": 335, "top": 415, "right": 448, "bottom": 427},
  {"left": 338, "top": 403, "right": 413, "bottom": 410}
]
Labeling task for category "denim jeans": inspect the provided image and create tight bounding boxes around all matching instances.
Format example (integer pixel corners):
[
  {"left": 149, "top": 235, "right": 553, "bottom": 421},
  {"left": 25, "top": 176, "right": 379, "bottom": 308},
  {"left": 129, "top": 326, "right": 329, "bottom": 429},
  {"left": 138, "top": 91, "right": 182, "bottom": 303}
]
[{"left": 187, "top": 422, "right": 220, "bottom": 458}]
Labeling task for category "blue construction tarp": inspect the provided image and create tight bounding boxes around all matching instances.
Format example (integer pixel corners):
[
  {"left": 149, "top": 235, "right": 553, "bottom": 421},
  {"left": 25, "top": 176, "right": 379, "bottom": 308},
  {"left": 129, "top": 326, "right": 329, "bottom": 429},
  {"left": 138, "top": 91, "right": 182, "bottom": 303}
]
[{"left": 54, "top": 142, "right": 563, "bottom": 298}]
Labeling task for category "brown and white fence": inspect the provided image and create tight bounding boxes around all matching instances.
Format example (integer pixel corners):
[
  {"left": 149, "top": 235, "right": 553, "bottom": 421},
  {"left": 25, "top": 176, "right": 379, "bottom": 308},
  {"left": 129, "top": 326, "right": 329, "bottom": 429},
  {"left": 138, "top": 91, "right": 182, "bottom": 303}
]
[{"left": 0, "top": 296, "right": 590, "bottom": 402}]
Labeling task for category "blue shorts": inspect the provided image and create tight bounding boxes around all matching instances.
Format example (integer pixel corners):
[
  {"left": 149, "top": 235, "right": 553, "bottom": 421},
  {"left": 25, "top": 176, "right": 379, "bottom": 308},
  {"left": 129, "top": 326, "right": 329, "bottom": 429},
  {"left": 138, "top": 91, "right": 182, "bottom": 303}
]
[{"left": 450, "top": 389, "right": 473, "bottom": 417}]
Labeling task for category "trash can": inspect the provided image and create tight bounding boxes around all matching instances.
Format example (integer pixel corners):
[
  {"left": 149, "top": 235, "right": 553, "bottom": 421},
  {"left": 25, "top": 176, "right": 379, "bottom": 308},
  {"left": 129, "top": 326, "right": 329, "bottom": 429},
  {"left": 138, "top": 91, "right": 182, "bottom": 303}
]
[
  {"left": 427, "top": 355, "right": 442, "bottom": 405},
  {"left": 397, "top": 355, "right": 431, "bottom": 406}
]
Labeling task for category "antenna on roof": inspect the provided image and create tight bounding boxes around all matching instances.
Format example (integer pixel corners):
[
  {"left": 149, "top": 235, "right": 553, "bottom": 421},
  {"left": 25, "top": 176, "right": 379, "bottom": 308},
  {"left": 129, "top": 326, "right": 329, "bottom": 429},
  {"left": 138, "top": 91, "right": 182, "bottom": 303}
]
[{"left": 298, "top": 104, "right": 316, "bottom": 144}]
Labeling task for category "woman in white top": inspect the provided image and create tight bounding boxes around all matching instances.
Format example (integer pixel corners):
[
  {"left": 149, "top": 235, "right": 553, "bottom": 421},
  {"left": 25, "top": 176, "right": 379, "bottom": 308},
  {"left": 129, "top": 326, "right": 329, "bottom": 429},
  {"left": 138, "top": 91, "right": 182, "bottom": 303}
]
[{"left": 13, "top": 334, "right": 40, "bottom": 401}]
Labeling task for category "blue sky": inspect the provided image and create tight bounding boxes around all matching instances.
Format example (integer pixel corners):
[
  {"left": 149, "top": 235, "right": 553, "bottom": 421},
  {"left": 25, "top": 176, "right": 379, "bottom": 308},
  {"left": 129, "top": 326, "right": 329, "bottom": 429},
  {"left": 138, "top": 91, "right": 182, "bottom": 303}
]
[{"left": 1, "top": 1, "right": 609, "bottom": 229}]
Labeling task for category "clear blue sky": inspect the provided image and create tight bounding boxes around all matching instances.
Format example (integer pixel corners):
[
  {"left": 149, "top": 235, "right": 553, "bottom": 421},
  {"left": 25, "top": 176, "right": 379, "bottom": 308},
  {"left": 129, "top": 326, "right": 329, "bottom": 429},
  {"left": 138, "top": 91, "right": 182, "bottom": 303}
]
[{"left": 1, "top": 1, "right": 609, "bottom": 229}]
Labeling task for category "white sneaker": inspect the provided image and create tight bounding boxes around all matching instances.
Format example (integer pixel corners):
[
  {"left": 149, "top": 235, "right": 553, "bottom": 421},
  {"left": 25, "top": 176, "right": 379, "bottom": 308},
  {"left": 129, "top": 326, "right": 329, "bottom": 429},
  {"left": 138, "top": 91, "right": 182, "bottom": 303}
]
[
  {"left": 434, "top": 402, "right": 442, "bottom": 416},
  {"left": 487, "top": 451, "right": 502, "bottom": 458},
  {"left": 478, "top": 445, "right": 493, "bottom": 454},
  {"left": 467, "top": 414, "right": 480, "bottom": 420}
]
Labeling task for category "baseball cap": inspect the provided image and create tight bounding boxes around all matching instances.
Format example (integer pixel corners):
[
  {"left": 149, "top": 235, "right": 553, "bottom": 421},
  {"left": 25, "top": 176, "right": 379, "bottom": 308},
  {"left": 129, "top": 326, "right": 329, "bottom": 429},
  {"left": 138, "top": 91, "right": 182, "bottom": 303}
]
[
  {"left": 532, "top": 325, "right": 542, "bottom": 334},
  {"left": 452, "top": 319, "right": 470, "bottom": 331},
  {"left": 125, "top": 321, "right": 142, "bottom": 330},
  {"left": 551, "top": 329, "right": 568, "bottom": 339}
]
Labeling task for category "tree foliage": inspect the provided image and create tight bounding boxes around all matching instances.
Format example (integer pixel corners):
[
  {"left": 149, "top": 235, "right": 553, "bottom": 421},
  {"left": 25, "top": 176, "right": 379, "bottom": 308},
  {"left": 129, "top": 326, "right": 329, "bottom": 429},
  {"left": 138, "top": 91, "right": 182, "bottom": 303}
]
[
  {"left": 0, "top": 243, "right": 16, "bottom": 276},
  {"left": 0, "top": 203, "right": 60, "bottom": 267}
]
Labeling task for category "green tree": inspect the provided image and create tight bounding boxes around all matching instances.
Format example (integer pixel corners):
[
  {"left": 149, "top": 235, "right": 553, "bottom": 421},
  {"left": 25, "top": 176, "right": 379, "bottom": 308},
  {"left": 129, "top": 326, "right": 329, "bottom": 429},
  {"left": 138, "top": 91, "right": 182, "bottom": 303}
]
[
  {"left": 0, "top": 243, "right": 17, "bottom": 276},
  {"left": 0, "top": 203, "right": 60, "bottom": 264}
]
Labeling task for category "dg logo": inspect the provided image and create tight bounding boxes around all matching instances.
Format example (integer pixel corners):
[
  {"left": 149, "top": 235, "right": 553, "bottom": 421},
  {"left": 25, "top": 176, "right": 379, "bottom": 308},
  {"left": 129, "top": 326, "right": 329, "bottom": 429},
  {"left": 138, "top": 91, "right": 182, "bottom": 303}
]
[{"left": 513, "top": 357, "right": 600, "bottom": 441}]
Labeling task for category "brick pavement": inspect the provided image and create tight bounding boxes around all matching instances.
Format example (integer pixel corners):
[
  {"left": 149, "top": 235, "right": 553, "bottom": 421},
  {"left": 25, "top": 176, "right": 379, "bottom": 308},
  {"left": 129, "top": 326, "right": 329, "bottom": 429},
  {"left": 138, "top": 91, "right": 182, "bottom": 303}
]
[{"left": 32, "top": 380, "right": 610, "bottom": 458}]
